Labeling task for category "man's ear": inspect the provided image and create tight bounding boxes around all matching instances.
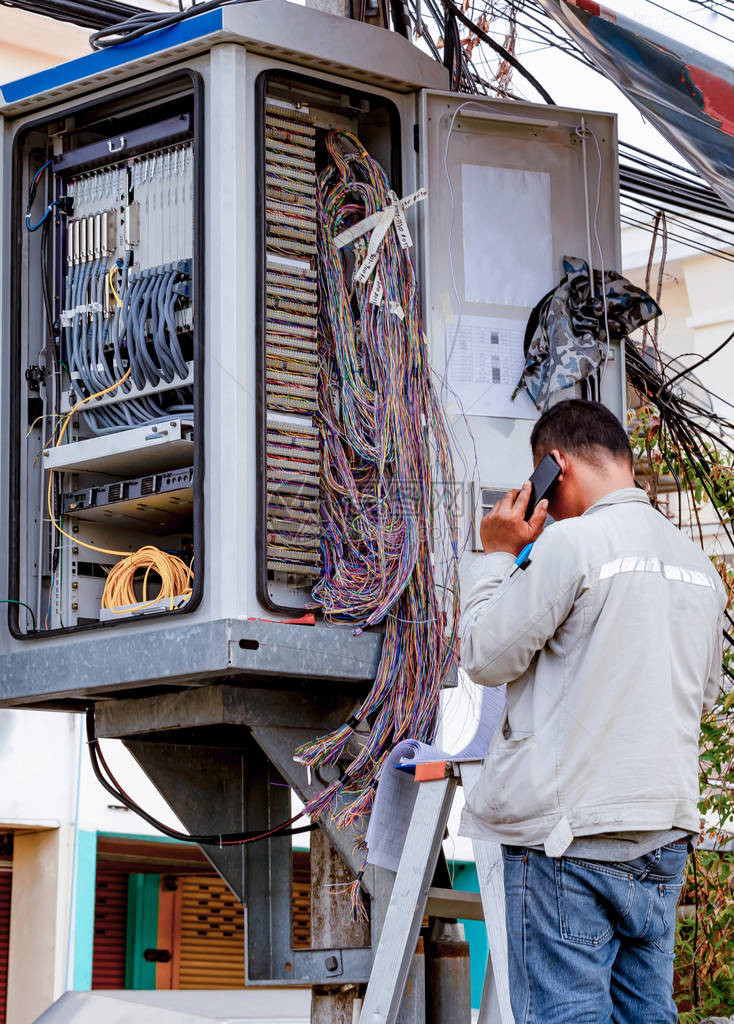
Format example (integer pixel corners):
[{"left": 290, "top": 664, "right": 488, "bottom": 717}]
[{"left": 550, "top": 449, "right": 567, "bottom": 481}]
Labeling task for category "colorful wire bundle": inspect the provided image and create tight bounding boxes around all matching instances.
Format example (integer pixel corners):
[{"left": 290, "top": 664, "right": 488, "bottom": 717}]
[{"left": 295, "top": 132, "right": 461, "bottom": 843}]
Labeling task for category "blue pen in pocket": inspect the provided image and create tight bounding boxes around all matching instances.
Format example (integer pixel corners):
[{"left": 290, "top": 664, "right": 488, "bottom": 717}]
[{"left": 511, "top": 542, "right": 535, "bottom": 576}]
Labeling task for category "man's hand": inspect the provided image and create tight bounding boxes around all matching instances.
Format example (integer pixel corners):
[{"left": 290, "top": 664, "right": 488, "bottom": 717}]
[{"left": 480, "top": 481, "right": 548, "bottom": 557}]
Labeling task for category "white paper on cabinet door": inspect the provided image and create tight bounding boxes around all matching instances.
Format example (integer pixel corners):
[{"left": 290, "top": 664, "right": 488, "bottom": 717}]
[{"left": 461, "top": 164, "right": 554, "bottom": 308}]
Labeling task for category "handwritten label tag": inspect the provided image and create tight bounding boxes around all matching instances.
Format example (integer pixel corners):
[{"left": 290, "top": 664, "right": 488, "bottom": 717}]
[
  {"left": 369, "top": 276, "right": 384, "bottom": 306},
  {"left": 389, "top": 190, "right": 412, "bottom": 250}
]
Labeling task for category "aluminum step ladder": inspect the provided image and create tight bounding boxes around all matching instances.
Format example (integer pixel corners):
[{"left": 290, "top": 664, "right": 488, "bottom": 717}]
[{"left": 360, "top": 760, "right": 514, "bottom": 1024}]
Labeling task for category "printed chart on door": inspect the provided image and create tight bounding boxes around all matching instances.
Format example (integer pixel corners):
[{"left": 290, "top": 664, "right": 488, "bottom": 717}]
[{"left": 445, "top": 315, "right": 538, "bottom": 419}]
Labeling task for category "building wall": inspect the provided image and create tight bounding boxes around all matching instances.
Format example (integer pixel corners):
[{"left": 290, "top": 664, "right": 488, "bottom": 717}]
[
  {"left": 622, "top": 225, "right": 734, "bottom": 394},
  {"left": 0, "top": 708, "right": 189, "bottom": 1021},
  {"left": 5, "top": 829, "right": 74, "bottom": 1024},
  {"left": 0, "top": 9, "right": 89, "bottom": 81},
  {"left": 683, "top": 254, "right": 734, "bottom": 414}
]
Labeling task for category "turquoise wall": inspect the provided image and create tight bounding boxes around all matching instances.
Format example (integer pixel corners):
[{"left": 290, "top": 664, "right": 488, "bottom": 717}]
[
  {"left": 72, "top": 829, "right": 97, "bottom": 990},
  {"left": 451, "top": 861, "right": 488, "bottom": 1009},
  {"left": 72, "top": 833, "right": 489, "bottom": 1004}
]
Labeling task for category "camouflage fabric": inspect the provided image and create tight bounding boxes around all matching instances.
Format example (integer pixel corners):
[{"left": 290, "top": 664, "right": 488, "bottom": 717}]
[{"left": 514, "top": 255, "right": 662, "bottom": 410}]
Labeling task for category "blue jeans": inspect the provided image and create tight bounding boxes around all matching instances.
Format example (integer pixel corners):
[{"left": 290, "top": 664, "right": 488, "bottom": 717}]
[{"left": 502, "top": 842, "right": 689, "bottom": 1024}]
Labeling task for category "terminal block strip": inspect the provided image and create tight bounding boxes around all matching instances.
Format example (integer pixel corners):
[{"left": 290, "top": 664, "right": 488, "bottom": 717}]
[{"left": 263, "top": 101, "right": 321, "bottom": 589}]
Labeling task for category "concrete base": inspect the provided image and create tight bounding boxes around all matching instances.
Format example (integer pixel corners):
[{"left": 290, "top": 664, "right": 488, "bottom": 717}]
[
  {"left": 7, "top": 827, "right": 74, "bottom": 1024},
  {"left": 35, "top": 989, "right": 311, "bottom": 1023}
]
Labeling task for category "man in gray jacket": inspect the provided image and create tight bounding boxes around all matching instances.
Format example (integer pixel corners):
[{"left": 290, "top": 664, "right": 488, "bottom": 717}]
[{"left": 459, "top": 399, "right": 726, "bottom": 1024}]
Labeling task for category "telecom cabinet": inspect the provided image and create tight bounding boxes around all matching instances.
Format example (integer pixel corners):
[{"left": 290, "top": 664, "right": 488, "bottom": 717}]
[{"left": 0, "top": 0, "right": 622, "bottom": 706}]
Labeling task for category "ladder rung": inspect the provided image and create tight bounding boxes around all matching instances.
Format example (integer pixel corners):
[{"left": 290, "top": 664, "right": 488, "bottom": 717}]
[{"left": 425, "top": 887, "right": 484, "bottom": 922}]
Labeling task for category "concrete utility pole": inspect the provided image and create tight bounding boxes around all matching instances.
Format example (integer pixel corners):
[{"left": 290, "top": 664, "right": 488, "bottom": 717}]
[
  {"left": 308, "top": 836, "right": 428, "bottom": 1024},
  {"left": 305, "top": 0, "right": 350, "bottom": 15},
  {"left": 305, "top": 0, "right": 387, "bottom": 27},
  {"left": 310, "top": 830, "right": 370, "bottom": 1023}
]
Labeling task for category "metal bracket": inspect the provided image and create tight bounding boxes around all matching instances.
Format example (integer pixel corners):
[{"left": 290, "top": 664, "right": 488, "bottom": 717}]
[
  {"left": 291, "top": 947, "right": 372, "bottom": 983},
  {"left": 243, "top": 933, "right": 372, "bottom": 987},
  {"left": 25, "top": 364, "right": 46, "bottom": 392}
]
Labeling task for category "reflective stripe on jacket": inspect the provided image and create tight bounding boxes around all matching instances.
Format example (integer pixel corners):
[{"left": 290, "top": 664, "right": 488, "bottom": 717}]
[{"left": 458, "top": 488, "right": 726, "bottom": 854}]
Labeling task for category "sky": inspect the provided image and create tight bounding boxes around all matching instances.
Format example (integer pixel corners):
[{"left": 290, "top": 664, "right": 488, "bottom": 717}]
[{"left": 458, "top": 0, "right": 734, "bottom": 168}]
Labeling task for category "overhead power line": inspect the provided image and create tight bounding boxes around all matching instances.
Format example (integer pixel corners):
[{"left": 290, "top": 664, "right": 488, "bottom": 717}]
[
  {"left": 0, "top": 0, "right": 140, "bottom": 30},
  {"left": 88, "top": 0, "right": 260, "bottom": 49},
  {"left": 620, "top": 166, "right": 734, "bottom": 223},
  {"left": 442, "top": 0, "right": 555, "bottom": 102},
  {"left": 641, "top": 0, "right": 734, "bottom": 45}
]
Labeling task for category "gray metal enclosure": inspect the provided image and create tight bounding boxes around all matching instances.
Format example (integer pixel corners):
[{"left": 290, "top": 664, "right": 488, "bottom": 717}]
[
  {"left": 0, "top": 4, "right": 447, "bottom": 701},
  {"left": 0, "top": 0, "right": 625, "bottom": 1001}
]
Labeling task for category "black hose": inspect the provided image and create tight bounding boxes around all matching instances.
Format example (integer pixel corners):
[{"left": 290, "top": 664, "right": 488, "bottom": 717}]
[{"left": 85, "top": 709, "right": 317, "bottom": 846}]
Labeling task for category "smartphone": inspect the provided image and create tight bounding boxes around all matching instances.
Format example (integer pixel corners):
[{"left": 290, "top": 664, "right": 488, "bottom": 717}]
[{"left": 524, "top": 453, "right": 561, "bottom": 521}]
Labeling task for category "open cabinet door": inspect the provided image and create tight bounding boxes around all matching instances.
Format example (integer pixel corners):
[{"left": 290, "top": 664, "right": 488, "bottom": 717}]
[{"left": 416, "top": 92, "right": 624, "bottom": 581}]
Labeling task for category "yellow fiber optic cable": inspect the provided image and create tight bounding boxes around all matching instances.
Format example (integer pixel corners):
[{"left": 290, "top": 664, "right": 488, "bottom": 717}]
[
  {"left": 108, "top": 264, "right": 122, "bottom": 308},
  {"left": 101, "top": 546, "right": 193, "bottom": 614},
  {"left": 46, "top": 369, "right": 193, "bottom": 614}
]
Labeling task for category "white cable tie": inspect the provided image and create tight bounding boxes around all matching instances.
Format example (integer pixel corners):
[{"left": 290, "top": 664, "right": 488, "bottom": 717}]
[
  {"left": 389, "top": 300, "right": 405, "bottom": 320},
  {"left": 369, "top": 276, "right": 384, "bottom": 307},
  {"left": 60, "top": 311, "right": 73, "bottom": 328},
  {"left": 354, "top": 250, "right": 378, "bottom": 285},
  {"left": 346, "top": 188, "right": 427, "bottom": 282},
  {"left": 335, "top": 188, "right": 427, "bottom": 251},
  {"left": 89, "top": 302, "right": 103, "bottom": 314},
  {"left": 334, "top": 210, "right": 383, "bottom": 249},
  {"left": 354, "top": 207, "right": 393, "bottom": 285}
]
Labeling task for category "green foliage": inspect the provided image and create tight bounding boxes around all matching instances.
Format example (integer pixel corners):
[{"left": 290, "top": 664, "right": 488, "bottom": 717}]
[
  {"left": 629, "top": 407, "right": 734, "bottom": 1019},
  {"left": 676, "top": 853, "right": 734, "bottom": 1023}
]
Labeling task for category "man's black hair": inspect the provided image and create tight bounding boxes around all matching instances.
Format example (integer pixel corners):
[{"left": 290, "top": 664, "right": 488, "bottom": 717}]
[{"left": 530, "top": 399, "right": 633, "bottom": 467}]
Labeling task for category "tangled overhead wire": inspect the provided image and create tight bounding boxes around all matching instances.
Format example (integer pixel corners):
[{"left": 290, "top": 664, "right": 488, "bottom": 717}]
[
  {"left": 443, "top": 0, "right": 554, "bottom": 102},
  {"left": 88, "top": 0, "right": 257, "bottom": 49},
  {"left": 295, "top": 132, "right": 460, "bottom": 851},
  {"left": 404, "top": 0, "right": 562, "bottom": 98},
  {"left": 0, "top": 0, "right": 142, "bottom": 30},
  {"left": 626, "top": 326, "right": 734, "bottom": 656},
  {"left": 626, "top": 330, "right": 734, "bottom": 538}
]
